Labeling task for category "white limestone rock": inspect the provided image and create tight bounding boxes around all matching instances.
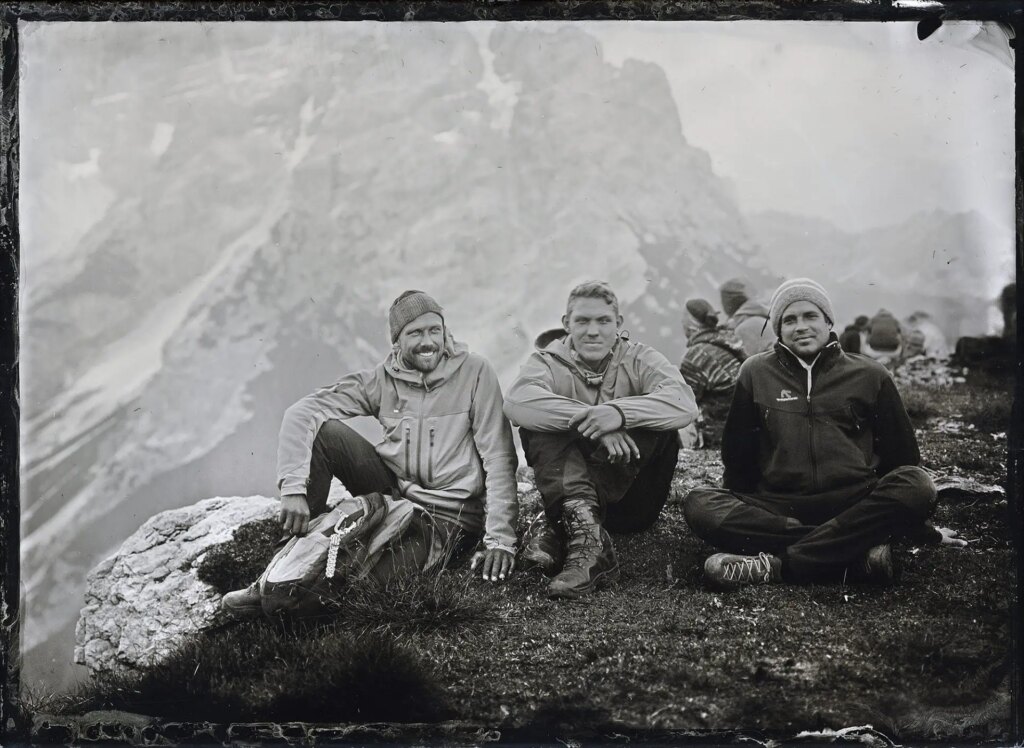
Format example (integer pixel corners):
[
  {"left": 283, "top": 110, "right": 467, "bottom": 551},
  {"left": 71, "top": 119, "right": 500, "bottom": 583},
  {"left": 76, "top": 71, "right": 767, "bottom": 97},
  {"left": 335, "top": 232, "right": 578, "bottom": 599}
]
[{"left": 74, "top": 495, "right": 278, "bottom": 676}]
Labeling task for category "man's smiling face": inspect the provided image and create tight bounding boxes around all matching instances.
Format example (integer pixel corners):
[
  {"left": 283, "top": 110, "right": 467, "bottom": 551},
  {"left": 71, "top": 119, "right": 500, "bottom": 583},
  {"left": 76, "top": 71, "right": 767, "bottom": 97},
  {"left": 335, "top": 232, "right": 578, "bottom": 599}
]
[
  {"left": 398, "top": 312, "right": 445, "bottom": 373},
  {"left": 779, "top": 300, "right": 831, "bottom": 360}
]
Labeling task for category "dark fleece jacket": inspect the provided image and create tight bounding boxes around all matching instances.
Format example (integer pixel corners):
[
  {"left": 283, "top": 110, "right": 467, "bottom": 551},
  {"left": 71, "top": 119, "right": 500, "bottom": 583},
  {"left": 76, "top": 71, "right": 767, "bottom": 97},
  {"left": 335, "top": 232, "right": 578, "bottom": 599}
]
[{"left": 722, "top": 333, "right": 920, "bottom": 497}]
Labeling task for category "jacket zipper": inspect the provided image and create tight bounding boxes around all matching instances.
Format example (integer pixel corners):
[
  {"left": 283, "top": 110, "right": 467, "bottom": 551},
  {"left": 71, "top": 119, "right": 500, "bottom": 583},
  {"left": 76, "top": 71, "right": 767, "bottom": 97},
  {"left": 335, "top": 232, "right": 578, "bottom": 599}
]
[
  {"left": 416, "top": 379, "right": 429, "bottom": 484},
  {"left": 805, "top": 364, "right": 818, "bottom": 491},
  {"left": 428, "top": 427, "right": 436, "bottom": 484},
  {"left": 404, "top": 424, "right": 411, "bottom": 477}
]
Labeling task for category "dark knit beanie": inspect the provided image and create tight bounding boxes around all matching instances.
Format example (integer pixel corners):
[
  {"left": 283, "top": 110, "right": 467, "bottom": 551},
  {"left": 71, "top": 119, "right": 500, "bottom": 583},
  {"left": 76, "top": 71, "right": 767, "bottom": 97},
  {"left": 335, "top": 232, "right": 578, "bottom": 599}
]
[
  {"left": 389, "top": 290, "right": 444, "bottom": 342},
  {"left": 768, "top": 278, "right": 834, "bottom": 337},
  {"left": 684, "top": 298, "right": 720, "bottom": 329},
  {"left": 720, "top": 278, "right": 749, "bottom": 316}
]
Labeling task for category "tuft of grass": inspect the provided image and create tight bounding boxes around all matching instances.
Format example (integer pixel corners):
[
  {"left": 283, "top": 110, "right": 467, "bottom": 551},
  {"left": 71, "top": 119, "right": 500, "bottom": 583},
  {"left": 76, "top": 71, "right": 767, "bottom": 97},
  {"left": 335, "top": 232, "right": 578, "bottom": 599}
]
[
  {"left": 197, "top": 518, "right": 281, "bottom": 594},
  {"left": 961, "top": 400, "right": 1011, "bottom": 434},
  {"left": 900, "top": 386, "right": 940, "bottom": 423},
  {"left": 332, "top": 568, "right": 501, "bottom": 633},
  {"left": 46, "top": 623, "right": 450, "bottom": 723}
]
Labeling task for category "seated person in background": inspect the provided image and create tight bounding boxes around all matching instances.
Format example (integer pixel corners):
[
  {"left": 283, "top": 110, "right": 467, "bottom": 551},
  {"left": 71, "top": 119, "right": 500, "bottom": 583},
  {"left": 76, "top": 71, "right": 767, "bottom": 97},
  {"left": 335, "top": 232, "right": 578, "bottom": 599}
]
[
  {"left": 683, "top": 278, "right": 966, "bottom": 591},
  {"left": 864, "top": 308, "right": 903, "bottom": 370},
  {"left": 902, "top": 310, "right": 951, "bottom": 360},
  {"left": 504, "top": 281, "right": 697, "bottom": 599},
  {"left": 221, "top": 290, "right": 519, "bottom": 617},
  {"left": 838, "top": 318, "right": 864, "bottom": 353},
  {"left": 719, "top": 277, "right": 775, "bottom": 356},
  {"left": 678, "top": 298, "right": 746, "bottom": 448}
]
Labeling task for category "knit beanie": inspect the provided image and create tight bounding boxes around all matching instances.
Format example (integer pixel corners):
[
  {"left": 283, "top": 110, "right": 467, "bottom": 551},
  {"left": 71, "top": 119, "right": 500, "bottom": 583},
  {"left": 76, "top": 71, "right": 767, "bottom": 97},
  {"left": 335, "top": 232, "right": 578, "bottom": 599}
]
[
  {"left": 719, "top": 278, "right": 749, "bottom": 317},
  {"left": 389, "top": 290, "right": 444, "bottom": 342},
  {"left": 684, "top": 298, "right": 720, "bottom": 330},
  {"left": 768, "top": 278, "right": 834, "bottom": 337}
]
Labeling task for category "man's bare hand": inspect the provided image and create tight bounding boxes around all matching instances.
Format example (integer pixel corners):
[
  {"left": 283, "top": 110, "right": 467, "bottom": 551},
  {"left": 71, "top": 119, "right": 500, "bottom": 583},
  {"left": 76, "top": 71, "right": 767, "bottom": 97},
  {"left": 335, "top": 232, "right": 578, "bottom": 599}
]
[
  {"left": 597, "top": 431, "right": 641, "bottom": 465},
  {"left": 936, "top": 526, "right": 969, "bottom": 548},
  {"left": 280, "top": 494, "right": 310, "bottom": 536},
  {"left": 470, "top": 548, "right": 516, "bottom": 582},
  {"left": 569, "top": 404, "right": 625, "bottom": 440}
]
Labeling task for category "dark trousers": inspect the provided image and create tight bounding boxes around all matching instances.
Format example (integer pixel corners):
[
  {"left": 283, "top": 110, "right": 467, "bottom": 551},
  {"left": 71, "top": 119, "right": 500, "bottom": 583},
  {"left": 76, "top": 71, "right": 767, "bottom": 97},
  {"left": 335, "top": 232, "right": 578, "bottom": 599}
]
[
  {"left": 520, "top": 428, "right": 680, "bottom": 534},
  {"left": 304, "top": 420, "right": 474, "bottom": 581},
  {"left": 683, "top": 465, "right": 936, "bottom": 582}
]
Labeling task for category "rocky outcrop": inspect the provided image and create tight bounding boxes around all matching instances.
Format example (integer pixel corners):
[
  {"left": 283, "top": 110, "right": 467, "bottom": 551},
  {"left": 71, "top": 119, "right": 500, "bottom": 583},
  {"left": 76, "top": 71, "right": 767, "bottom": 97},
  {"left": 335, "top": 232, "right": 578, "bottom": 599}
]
[{"left": 74, "top": 496, "right": 277, "bottom": 676}]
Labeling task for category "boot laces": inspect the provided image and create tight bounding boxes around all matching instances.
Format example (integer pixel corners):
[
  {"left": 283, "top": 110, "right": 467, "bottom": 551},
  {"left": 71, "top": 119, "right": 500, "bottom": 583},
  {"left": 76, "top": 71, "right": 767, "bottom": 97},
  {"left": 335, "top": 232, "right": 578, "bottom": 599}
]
[
  {"left": 561, "top": 507, "right": 602, "bottom": 570},
  {"left": 723, "top": 552, "right": 774, "bottom": 584}
]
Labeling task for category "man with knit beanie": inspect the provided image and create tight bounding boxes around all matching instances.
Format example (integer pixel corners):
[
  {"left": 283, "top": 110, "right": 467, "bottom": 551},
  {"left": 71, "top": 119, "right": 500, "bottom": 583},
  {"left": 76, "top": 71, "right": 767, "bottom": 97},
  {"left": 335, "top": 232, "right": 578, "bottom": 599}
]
[
  {"left": 222, "top": 290, "right": 519, "bottom": 617},
  {"left": 683, "top": 278, "right": 966, "bottom": 591},
  {"left": 504, "top": 281, "right": 697, "bottom": 599},
  {"left": 719, "top": 277, "right": 775, "bottom": 356}
]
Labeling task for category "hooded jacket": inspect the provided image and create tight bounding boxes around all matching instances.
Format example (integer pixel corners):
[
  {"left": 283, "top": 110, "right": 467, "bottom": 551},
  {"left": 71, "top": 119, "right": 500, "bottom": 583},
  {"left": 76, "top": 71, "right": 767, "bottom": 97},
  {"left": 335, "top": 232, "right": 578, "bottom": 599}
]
[
  {"left": 276, "top": 336, "right": 519, "bottom": 553},
  {"left": 678, "top": 328, "right": 746, "bottom": 401},
  {"left": 722, "top": 333, "right": 920, "bottom": 497},
  {"left": 726, "top": 299, "right": 776, "bottom": 356},
  {"left": 504, "top": 331, "right": 697, "bottom": 433}
]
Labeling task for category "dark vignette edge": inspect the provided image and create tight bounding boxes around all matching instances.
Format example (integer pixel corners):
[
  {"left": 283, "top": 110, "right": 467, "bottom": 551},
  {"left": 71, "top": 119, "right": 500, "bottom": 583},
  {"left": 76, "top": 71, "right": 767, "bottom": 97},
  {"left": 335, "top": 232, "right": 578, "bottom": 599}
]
[{"left": 0, "top": 1, "right": 1019, "bottom": 746}]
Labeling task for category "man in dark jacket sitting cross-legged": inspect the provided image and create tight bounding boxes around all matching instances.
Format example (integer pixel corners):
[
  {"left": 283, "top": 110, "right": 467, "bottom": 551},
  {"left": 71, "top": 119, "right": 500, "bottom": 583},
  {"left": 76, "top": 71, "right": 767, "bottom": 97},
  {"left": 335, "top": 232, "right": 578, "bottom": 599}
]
[{"left": 683, "top": 278, "right": 966, "bottom": 590}]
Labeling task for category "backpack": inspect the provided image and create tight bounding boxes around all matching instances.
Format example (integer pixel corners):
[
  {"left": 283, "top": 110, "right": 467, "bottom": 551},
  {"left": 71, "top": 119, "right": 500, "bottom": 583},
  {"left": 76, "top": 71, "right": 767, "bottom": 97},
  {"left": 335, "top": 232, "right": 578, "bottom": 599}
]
[
  {"left": 868, "top": 314, "right": 902, "bottom": 351},
  {"left": 258, "top": 492, "right": 388, "bottom": 618}
]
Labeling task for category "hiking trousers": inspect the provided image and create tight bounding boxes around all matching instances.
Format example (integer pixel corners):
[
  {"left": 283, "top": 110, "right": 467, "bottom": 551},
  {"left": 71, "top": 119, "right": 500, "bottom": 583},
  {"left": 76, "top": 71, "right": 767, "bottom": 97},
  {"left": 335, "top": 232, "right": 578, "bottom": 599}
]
[
  {"left": 302, "top": 419, "right": 476, "bottom": 582},
  {"left": 520, "top": 428, "right": 680, "bottom": 534},
  {"left": 683, "top": 465, "right": 936, "bottom": 582}
]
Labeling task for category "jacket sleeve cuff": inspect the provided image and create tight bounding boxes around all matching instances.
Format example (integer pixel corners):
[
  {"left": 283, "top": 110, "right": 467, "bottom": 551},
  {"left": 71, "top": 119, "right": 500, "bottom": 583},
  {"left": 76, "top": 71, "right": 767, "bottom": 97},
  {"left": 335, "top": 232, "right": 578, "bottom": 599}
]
[
  {"left": 483, "top": 539, "right": 517, "bottom": 554},
  {"left": 608, "top": 403, "right": 628, "bottom": 430},
  {"left": 278, "top": 478, "right": 307, "bottom": 498}
]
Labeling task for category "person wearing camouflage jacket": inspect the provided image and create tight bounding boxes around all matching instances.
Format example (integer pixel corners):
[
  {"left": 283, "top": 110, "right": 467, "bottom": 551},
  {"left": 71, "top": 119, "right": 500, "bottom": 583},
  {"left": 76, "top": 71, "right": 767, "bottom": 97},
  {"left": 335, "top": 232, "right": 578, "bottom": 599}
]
[{"left": 678, "top": 298, "right": 746, "bottom": 447}]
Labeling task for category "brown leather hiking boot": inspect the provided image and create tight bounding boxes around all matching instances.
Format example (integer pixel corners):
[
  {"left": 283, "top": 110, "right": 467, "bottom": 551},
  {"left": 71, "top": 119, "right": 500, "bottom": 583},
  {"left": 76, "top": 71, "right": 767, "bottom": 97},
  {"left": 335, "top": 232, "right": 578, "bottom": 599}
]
[
  {"left": 221, "top": 581, "right": 262, "bottom": 618},
  {"left": 547, "top": 498, "right": 619, "bottom": 599},
  {"left": 520, "top": 511, "right": 564, "bottom": 576}
]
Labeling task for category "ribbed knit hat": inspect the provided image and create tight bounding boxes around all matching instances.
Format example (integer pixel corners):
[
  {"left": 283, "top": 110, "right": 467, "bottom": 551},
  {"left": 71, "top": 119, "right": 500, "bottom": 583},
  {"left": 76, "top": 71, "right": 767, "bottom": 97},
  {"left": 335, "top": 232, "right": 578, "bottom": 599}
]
[
  {"left": 719, "top": 278, "right": 750, "bottom": 316},
  {"left": 768, "top": 278, "right": 834, "bottom": 336},
  {"left": 389, "top": 290, "right": 444, "bottom": 342}
]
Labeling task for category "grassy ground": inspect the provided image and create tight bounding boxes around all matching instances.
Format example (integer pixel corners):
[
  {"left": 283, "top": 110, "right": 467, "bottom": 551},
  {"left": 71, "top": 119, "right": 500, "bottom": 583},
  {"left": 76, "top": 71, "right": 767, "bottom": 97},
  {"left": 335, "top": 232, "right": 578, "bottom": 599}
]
[{"left": 25, "top": 368, "right": 1015, "bottom": 743}]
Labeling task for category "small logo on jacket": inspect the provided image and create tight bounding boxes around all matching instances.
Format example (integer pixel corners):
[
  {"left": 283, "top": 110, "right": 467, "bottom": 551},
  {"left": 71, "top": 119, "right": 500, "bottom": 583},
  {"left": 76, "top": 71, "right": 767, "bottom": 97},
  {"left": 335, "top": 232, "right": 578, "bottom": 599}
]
[{"left": 776, "top": 389, "right": 799, "bottom": 402}]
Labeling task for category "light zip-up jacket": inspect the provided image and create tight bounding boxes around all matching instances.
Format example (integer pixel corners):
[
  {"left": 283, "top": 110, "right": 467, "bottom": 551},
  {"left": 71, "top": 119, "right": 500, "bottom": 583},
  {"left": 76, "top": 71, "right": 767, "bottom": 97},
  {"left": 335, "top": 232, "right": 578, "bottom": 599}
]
[
  {"left": 722, "top": 333, "right": 920, "bottom": 496},
  {"left": 503, "top": 332, "right": 697, "bottom": 432},
  {"left": 276, "top": 337, "right": 519, "bottom": 553},
  {"left": 726, "top": 298, "right": 776, "bottom": 356}
]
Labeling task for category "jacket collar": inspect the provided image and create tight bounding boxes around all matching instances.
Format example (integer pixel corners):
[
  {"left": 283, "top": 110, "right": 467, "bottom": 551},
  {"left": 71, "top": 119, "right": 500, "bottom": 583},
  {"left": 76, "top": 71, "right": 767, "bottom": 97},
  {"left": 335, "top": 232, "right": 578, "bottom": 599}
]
[
  {"left": 540, "top": 332, "right": 631, "bottom": 387},
  {"left": 774, "top": 332, "right": 843, "bottom": 376}
]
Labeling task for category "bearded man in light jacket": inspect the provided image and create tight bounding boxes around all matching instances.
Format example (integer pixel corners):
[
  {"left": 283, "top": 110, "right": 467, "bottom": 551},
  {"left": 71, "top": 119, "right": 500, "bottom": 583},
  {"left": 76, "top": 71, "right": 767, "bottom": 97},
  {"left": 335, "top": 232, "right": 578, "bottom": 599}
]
[
  {"left": 222, "top": 290, "right": 519, "bottom": 616},
  {"left": 504, "top": 281, "right": 697, "bottom": 599}
]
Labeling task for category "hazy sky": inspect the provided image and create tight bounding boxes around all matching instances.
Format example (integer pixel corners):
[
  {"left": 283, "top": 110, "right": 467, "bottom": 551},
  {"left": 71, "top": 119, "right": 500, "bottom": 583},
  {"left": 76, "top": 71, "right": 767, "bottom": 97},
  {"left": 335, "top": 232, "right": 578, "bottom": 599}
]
[
  {"left": 22, "top": 20, "right": 1016, "bottom": 254},
  {"left": 559, "top": 21, "right": 1014, "bottom": 235}
]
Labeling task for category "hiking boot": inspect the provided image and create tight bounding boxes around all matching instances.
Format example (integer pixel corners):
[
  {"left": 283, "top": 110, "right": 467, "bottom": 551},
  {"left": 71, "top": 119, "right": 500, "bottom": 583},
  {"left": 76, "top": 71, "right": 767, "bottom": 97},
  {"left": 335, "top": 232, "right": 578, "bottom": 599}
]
[
  {"left": 846, "top": 543, "right": 896, "bottom": 585},
  {"left": 520, "top": 511, "right": 564, "bottom": 575},
  {"left": 547, "top": 498, "right": 619, "bottom": 599},
  {"left": 704, "top": 552, "right": 782, "bottom": 591},
  {"left": 221, "top": 581, "right": 262, "bottom": 618}
]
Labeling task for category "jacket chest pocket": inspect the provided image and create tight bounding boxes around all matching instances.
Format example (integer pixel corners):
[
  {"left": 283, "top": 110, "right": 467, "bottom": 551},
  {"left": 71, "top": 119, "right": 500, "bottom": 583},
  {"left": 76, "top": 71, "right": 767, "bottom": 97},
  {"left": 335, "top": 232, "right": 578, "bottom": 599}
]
[
  {"left": 423, "top": 410, "right": 473, "bottom": 487},
  {"left": 818, "top": 404, "right": 868, "bottom": 438},
  {"left": 761, "top": 400, "right": 808, "bottom": 436},
  {"left": 380, "top": 415, "right": 413, "bottom": 476}
]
